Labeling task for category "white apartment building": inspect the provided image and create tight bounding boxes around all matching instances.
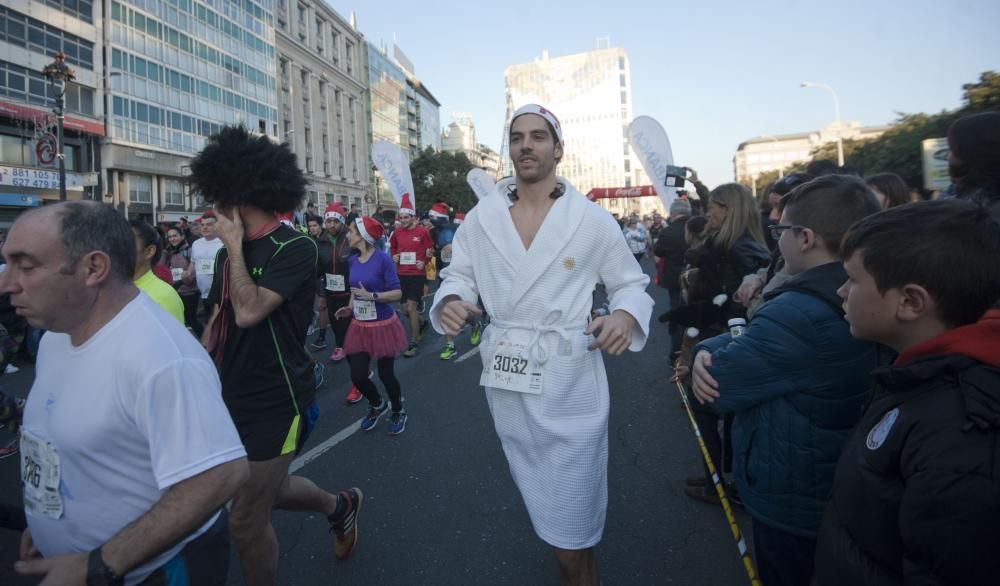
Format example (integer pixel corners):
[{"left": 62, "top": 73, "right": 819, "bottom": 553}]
[{"left": 275, "top": 0, "right": 368, "bottom": 213}]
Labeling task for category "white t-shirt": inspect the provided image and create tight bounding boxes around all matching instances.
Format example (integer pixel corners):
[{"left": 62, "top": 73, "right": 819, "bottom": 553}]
[
  {"left": 21, "top": 292, "right": 246, "bottom": 585},
  {"left": 190, "top": 237, "right": 225, "bottom": 299}
]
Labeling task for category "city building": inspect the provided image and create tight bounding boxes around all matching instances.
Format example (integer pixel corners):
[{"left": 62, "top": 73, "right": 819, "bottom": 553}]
[
  {"left": 363, "top": 40, "right": 440, "bottom": 213},
  {"left": 733, "top": 122, "right": 890, "bottom": 183},
  {"left": 441, "top": 112, "right": 501, "bottom": 178},
  {"left": 0, "top": 0, "right": 104, "bottom": 226},
  {"left": 503, "top": 45, "right": 654, "bottom": 215},
  {"left": 275, "top": 1, "right": 368, "bottom": 213},
  {"left": 102, "top": 0, "right": 279, "bottom": 223}
]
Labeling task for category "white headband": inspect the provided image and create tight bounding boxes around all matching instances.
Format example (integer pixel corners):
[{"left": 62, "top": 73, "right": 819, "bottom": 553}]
[{"left": 511, "top": 104, "right": 563, "bottom": 143}]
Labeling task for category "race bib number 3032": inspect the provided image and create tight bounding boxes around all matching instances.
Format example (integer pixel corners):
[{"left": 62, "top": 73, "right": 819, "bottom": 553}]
[
  {"left": 480, "top": 341, "right": 543, "bottom": 395},
  {"left": 20, "top": 431, "right": 63, "bottom": 519}
]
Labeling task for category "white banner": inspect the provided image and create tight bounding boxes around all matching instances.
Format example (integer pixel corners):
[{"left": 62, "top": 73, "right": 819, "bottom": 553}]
[
  {"left": 628, "top": 116, "right": 677, "bottom": 209},
  {"left": 0, "top": 164, "right": 85, "bottom": 191},
  {"left": 466, "top": 168, "right": 494, "bottom": 201},
  {"left": 371, "top": 141, "right": 414, "bottom": 209}
]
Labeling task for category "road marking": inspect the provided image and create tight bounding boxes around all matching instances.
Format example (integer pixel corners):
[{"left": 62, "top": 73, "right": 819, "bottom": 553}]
[
  {"left": 455, "top": 347, "right": 480, "bottom": 363},
  {"left": 290, "top": 417, "right": 364, "bottom": 473}
]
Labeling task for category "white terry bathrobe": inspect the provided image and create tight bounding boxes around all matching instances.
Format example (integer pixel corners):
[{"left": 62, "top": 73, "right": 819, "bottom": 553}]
[{"left": 430, "top": 177, "right": 653, "bottom": 549}]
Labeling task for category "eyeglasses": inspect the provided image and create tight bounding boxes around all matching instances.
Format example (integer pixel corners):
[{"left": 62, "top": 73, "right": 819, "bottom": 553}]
[{"left": 769, "top": 224, "right": 806, "bottom": 239}]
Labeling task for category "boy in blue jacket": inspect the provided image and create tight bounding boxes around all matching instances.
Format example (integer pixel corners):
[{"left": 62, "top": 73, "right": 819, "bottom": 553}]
[{"left": 691, "top": 175, "right": 881, "bottom": 586}]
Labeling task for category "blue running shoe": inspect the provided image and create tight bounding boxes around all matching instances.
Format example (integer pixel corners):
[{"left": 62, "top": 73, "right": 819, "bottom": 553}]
[
  {"left": 359, "top": 401, "right": 389, "bottom": 432},
  {"left": 387, "top": 410, "right": 407, "bottom": 435}
]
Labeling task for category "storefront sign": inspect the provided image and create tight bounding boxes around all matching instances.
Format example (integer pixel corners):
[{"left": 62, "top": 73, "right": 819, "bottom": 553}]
[
  {"left": 0, "top": 193, "right": 41, "bottom": 207},
  {"left": 0, "top": 165, "right": 85, "bottom": 191},
  {"left": 921, "top": 138, "right": 951, "bottom": 191}
]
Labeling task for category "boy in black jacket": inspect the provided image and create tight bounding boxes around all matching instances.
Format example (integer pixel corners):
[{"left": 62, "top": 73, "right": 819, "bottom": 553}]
[{"left": 813, "top": 199, "right": 1000, "bottom": 585}]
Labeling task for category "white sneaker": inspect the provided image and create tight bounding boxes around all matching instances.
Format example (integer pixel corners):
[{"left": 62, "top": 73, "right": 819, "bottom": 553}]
[{"left": 4, "top": 364, "right": 18, "bottom": 374}]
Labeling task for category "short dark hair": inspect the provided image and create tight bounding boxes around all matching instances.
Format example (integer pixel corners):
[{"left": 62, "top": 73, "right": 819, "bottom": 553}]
[
  {"left": 129, "top": 219, "right": 162, "bottom": 269},
  {"left": 685, "top": 215, "right": 709, "bottom": 237},
  {"left": 841, "top": 199, "right": 1000, "bottom": 327},
  {"left": 781, "top": 175, "right": 881, "bottom": 256},
  {"left": 48, "top": 202, "right": 135, "bottom": 282},
  {"left": 865, "top": 173, "right": 911, "bottom": 208},
  {"left": 806, "top": 159, "right": 839, "bottom": 178},
  {"left": 187, "top": 125, "right": 306, "bottom": 213},
  {"left": 947, "top": 112, "right": 1000, "bottom": 202},
  {"left": 305, "top": 214, "right": 322, "bottom": 226}
]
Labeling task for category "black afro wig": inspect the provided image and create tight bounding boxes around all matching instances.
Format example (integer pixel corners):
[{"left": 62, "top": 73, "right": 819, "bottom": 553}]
[{"left": 186, "top": 125, "right": 307, "bottom": 214}]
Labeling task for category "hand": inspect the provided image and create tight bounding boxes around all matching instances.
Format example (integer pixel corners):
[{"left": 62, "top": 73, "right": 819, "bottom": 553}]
[
  {"left": 213, "top": 207, "right": 245, "bottom": 248},
  {"left": 351, "top": 282, "right": 375, "bottom": 301},
  {"left": 685, "top": 167, "right": 700, "bottom": 183},
  {"left": 416, "top": 260, "right": 425, "bottom": 271},
  {"left": 440, "top": 298, "right": 483, "bottom": 337},
  {"left": 691, "top": 350, "right": 720, "bottom": 404},
  {"left": 673, "top": 364, "right": 690, "bottom": 380},
  {"left": 20, "top": 528, "right": 40, "bottom": 561},
  {"left": 15, "top": 552, "right": 88, "bottom": 585},
  {"left": 392, "top": 254, "right": 400, "bottom": 264},
  {"left": 735, "top": 275, "right": 764, "bottom": 306},
  {"left": 585, "top": 310, "right": 636, "bottom": 355},
  {"left": 334, "top": 306, "right": 352, "bottom": 320}
]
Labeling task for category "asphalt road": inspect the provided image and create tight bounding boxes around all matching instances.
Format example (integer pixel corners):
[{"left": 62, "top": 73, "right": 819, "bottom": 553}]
[{"left": 0, "top": 261, "right": 753, "bottom": 585}]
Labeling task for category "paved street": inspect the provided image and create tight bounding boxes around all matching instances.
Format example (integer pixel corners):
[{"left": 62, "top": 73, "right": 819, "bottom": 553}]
[{"left": 0, "top": 262, "right": 752, "bottom": 585}]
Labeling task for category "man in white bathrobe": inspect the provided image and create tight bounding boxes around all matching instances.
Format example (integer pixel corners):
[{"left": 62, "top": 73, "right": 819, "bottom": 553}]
[{"left": 431, "top": 104, "right": 653, "bottom": 585}]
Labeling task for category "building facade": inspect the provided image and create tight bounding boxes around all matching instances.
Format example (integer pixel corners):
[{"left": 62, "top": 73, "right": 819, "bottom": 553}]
[
  {"left": 0, "top": 0, "right": 104, "bottom": 226},
  {"left": 441, "top": 112, "right": 501, "bottom": 179},
  {"left": 504, "top": 47, "right": 649, "bottom": 202},
  {"left": 733, "top": 122, "right": 890, "bottom": 183},
  {"left": 102, "top": 0, "right": 279, "bottom": 223},
  {"left": 275, "top": 0, "right": 368, "bottom": 214}
]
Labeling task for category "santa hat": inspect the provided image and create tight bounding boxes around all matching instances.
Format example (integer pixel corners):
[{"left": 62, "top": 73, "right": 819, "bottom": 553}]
[
  {"left": 428, "top": 202, "right": 449, "bottom": 220},
  {"left": 355, "top": 216, "right": 384, "bottom": 245},
  {"left": 511, "top": 104, "right": 563, "bottom": 144},
  {"left": 277, "top": 212, "right": 295, "bottom": 227},
  {"left": 324, "top": 202, "right": 346, "bottom": 223},
  {"left": 201, "top": 209, "right": 216, "bottom": 220},
  {"left": 399, "top": 192, "right": 416, "bottom": 216},
  {"left": 454, "top": 212, "right": 465, "bottom": 224}
]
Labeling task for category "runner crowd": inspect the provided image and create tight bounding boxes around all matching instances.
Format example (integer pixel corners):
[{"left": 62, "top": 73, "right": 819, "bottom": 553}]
[{"left": 0, "top": 108, "right": 997, "bottom": 586}]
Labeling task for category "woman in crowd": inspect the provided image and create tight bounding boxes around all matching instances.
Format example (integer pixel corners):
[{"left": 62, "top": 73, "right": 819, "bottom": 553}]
[
  {"left": 163, "top": 226, "right": 202, "bottom": 335},
  {"left": 334, "top": 217, "right": 409, "bottom": 434},
  {"left": 676, "top": 183, "right": 769, "bottom": 506},
  {"left": 865, "top": 172, "right": 912, "bottom": 209},
  {"left": 130, "top": 220, "right": 184, "bottom": 324}
]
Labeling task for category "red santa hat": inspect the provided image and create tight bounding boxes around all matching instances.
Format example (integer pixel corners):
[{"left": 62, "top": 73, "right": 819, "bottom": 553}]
[
  {"left": 324, "top": 202, "right": 346, "bottom": 223},
  {"left": 201, "top": 209, "right": 216, "bottom": 220},
  {"left": 399, "top": 192, "right": 416, "bottom": 216},
  {"left": 428, "top": 202, "right": 450, "bottom": 220},
  {"left": 454, "top": 212, "right": 465, "bottom": 224},
  {"left": 355, "top": 216, "right": 384, "bottom": 245},
  {"left": 277, "top": 211, "right": 295, "bottom": 227}
]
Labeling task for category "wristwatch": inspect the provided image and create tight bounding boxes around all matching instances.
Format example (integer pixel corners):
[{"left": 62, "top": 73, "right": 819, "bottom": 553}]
[
  {"left": 372, "top": 292, "right": 378, "bottom": 301},
  {"left": 87, "top": 548, "right": 124, "bottom": 586}
]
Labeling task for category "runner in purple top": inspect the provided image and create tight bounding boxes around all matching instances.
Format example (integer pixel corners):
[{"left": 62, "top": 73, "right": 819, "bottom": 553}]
[{"left": 334, "top": 217, "right": 409, "bottom": 435}]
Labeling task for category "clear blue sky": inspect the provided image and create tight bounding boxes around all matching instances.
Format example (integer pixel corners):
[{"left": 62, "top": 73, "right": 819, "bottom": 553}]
[{"left": 328, "top": 0, "right": 999, "bottom": 188}]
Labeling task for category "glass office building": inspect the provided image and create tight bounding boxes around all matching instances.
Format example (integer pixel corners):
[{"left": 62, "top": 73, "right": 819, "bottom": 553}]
[
  {"left": 504, "top": 47, "right": 646, "bottom": 195},
  {"left": 103, "top": 0, "right": 278, "bottom": 221}
]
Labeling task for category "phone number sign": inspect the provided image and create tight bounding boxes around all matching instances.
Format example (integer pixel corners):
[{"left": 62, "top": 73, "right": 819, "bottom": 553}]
[{"left": 0, "top": 165, "right": 84, "bottom": 191}]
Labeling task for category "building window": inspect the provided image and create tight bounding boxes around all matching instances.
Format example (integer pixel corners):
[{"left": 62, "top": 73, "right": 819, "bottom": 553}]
[
  {"left": 129, "top": 174, "right": 153, "bottom": 203},
  {"left": 618, "top": 56, "right": 625, "bottom": 70},
  {"left": 620, "top": 74, "right": 626, "bottom": 87},
  {"left": 0, "top": 7, "right": 95, "bottom": 70},
  {"left": 164, "top": 178, "right": 185, "bottom": 206},
  {"left": 620, "top": 91, "right": 627, "bottom": 105},
  {"left": 345, "top": 41, "right": 354, "bottom": 75},
  {"left": 330, "top": 29, "right": 339, "bottom": 65}
]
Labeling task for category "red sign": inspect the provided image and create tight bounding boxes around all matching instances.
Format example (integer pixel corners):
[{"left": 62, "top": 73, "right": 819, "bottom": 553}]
[
  {"left": 0, "top": 100, "right": 105, "bottom": 137},
  {"left": 586, "top": 185, "right": 659, "bottom": 200}
]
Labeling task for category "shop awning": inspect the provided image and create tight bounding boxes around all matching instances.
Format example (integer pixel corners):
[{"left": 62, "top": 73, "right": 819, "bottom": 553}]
[{"left": 0, "top": 100, "right": 105, "bottom": 137}]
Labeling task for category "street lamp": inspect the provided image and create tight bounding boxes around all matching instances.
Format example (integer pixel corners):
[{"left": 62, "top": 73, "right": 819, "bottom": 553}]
[
  {"left": 800, "top": 81, "right": 844, "bottom": 167},
  {"left": 42, "top": 52, "right": 76, "bottom": 201}
]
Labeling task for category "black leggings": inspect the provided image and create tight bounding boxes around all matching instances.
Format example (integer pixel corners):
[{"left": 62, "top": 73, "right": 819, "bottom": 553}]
[
  {"left": 325, "top": 294, "right": 352, "bottom": 348},
  {"left": 181, "top": 292, "right": 203, "bottom": 336},
  {"left": 348, "top": 353, "right": 403, "bottom": 412}
]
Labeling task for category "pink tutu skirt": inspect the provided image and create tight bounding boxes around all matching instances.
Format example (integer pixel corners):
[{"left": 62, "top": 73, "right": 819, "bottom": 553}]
[{"left": 343, "top": 313, "right": 409, "bottom": 359}]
